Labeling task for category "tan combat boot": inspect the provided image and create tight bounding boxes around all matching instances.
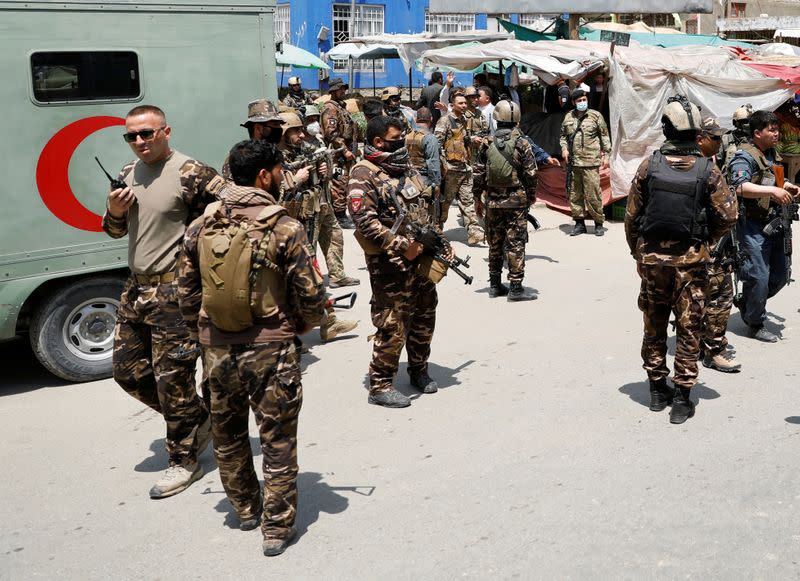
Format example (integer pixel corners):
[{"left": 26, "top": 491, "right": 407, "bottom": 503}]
[
  {"left": 467, "top": 228, "right": 485, "bottom": 246},
  {"left": 149, "top": 463, "right": 204, "bottom": 499},
  {"left": 320, "top": 315, "right": 358, "bottom": 343},
  {"left": 702, "top": 351, "right": 741, "bottom": 373}
]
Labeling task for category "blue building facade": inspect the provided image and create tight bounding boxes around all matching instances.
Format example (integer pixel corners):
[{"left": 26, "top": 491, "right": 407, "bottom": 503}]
[{"left": 276, "top": 1, "right": 527, "bottom": 92}]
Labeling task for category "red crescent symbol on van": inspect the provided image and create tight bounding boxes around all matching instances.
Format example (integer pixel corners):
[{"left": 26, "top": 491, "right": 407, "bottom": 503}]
[{"left": 36, "top": 116, "right": 126, "bottom": 232}]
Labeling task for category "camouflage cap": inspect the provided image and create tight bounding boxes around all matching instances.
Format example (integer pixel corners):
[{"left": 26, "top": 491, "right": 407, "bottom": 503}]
[
  {"left": 701, "top": 117, "right": 725, "bottom": 137},
  {"left": 240, "top": 99, "right": 281, "bottom": 127},
  {"left": 328, "top": 78, "right": 349, "bottom": 92}
]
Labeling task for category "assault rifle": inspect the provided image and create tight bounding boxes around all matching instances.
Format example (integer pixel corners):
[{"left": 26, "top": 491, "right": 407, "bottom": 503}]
[
  {"left": 762, "top": 165, "right": 798, "bottom": 285},
  {"left": 283, "top": 146, "right": 346, "bottom": 179},
  {"left": 712, "top": 222, "right": 747, "bottom": 309},
  {"left": 388, "top": 188, "right": 473, "bottom": 285}
]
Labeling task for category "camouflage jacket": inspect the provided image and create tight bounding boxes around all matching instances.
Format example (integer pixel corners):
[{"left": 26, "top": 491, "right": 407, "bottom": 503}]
[
  {"left": 177, "top": 184, "right": 326, "bottom": 344},
  {"left": 278, "top": 141, "right": 324, "bottom": 220},
  {"left": 472, "top": 130, "right": 538, "bottom": 208},
  {"left": 625, "top": 143, "right": 737, "bottom": 266},
  {"left": 321, "top": 98, "right": 355, "bottom": 149},
  {"left": 385, "top": 107, "right": 411, "bottom": 132},
  {"left": 347, "top": 160, "right": 429, "bottom": 272},
  {"left": 282, "top": 91, "right": 313, "bottom": 110},
  {"left": 434, "top": 111, "right": 471, "bottom": 173},
  {"left": 101, "top": 152, "right": 224, "bottom": 275},
  {"left": 559, "top": 109, "right": 610, "bottom": 167}
]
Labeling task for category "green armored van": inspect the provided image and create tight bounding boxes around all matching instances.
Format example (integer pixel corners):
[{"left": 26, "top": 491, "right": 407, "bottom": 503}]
[{"left": 0, "top": 0, "right": 278, "bottom": 381}]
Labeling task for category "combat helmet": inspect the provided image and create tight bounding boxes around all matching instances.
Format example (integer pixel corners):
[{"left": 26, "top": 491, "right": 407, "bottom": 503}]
[
  {"left": 493, "top": 99, "right": 521, "bottom": 124},
  {"left": 732, "top": 104, "right": 753, "bottom": 129},
  {"left": 279, "top": 111, "right": 304, "bottom": 131},
  {"left": 380, "top": 86, "right": 401, "bottom": 102},
  {"left": 464, "top": 85, "right": 478, "bottom": 97},
  {"left": 661, "top": 95, "right": 702, "bottom": 132},
  {"left": 300, "top": 104, "right": 320, "bottom": 119}
]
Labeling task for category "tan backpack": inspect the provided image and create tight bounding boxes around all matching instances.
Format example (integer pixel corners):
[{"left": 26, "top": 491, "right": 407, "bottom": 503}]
[{"left": 198, "top": 201, "right": 287, "bottom": 332}]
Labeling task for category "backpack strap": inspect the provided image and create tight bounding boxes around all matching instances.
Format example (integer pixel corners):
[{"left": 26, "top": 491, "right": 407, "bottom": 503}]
[
  {"left": 249, "top": 206, "right": 287, "bottom": 283},
  {"left": 353, "top": 159, "right": 382, "bottom": 175}
]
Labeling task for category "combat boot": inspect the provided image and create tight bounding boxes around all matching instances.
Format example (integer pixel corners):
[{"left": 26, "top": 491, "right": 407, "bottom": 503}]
[
  {"left": 335, "top": 211, "right": 355, "bottom": 230},
  {"left": 149, "top": 462, "right": 204, "bottom": 499},
  {"left": 329, "top": 275, "right": 360, "bottom": 288},
  {"left": 320, "top": 315, "right": 358, "bottom": 342},
  {"left": 409, "top": 370, "right": 438, "bottom": 394},
  {"left": 368, "top": 389, "right": 411, "bottom": 408},
  {"left": 648, "top": 377, "right": 674, "bottom": 412},
  {"left": 467, "top": 229, "right": 485, "bottom": 246},
  {"left": 702, "top": 351, "right": 741, "bottom": 373},
  {"left": 669, "top": 387, "right": 695, "bottom": 424},
  {"left": 262, "top": 526, "right": 296, "bottom": 557},
  {"left": 569, "top": 220, "right": 587, "bottom": 236},
  {"left": 594, "top": 222, "right": 606, "bottom": 237},
  {"left": 488, "top": 273, "right": 509, "bottom": 298},
  {"left": 507, "top": 281, "right": 537, "bottom": 302}
]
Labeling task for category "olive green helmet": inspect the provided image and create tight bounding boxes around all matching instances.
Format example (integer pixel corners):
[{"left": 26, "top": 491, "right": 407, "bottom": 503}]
[
  {"left": 300, "top": 104, "right": 320, "bottom": 119},
  {"left": 493, "top": 99, "right": 521, "bottom": 124},
  {"left": 662, "top": 95, "right": 702, "bottom": 132}
]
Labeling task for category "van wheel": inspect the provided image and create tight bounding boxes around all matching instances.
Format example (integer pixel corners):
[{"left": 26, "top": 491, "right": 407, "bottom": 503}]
[{"left": 29, "top": 277, "right": 124, "bottom": 382}]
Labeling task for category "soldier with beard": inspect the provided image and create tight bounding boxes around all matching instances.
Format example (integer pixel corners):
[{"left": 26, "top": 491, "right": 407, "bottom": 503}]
[
  {"left": 321, "top": 78, "right": 357, "bottom": 229},
  {"left": 222, "top": 100, "right": 284, "bottom": 181},
  {"left": 282, "top": 77, "right": 314, "bottom": 110},
  {"left": 347, "top": 116, "right": 449, "bottom": 408},
  {"left": 178, "top": 139, "right": 326, "bottom": 556}
]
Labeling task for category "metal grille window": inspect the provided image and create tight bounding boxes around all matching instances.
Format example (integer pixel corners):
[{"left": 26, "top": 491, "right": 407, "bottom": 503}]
[
  {"left": 424, "top": 11, "right": 476, "bottom": 34},
  {"left": 332, "top": 3, "right": 384, "bottom": 72},
  {"left": 618, "top": 13, "right": 678, "bottom": 28},
  {"left": 274, "top": 3, "right": 291, "bottom": 44},
  {"left": 31, "top": 51, "right": 140, "bottom": 104}
]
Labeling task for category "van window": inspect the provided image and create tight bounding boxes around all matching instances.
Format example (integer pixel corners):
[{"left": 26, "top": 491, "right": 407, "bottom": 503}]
[{"left": 31, "top": 51, "right": 140, "bottom": 103}]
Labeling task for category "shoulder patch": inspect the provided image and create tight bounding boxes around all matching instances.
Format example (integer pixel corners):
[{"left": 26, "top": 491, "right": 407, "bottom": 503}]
[{"left": 349, "top": 190, "right": 364, "bottom": 214}]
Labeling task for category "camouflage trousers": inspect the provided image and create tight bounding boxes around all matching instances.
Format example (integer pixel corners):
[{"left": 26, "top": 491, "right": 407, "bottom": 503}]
[
  {"left": 203, "top": 340, "right": 302, "bottom": 540},
  {"left": 637, "top": 263, "right": 707, "bottom": 389},
  {"left": 485, "top": 206, "right": 528, "bottom": 283},
  {"left": 366, "top": 257, "right": 438, "bottom": 394},
  {"left": 441, "top": 170, "right": 483, "bottom": 236},
  {"left": 701, "top": 262, "right": 734, "bottom": 357},
  {"left": 317, "top": 202, "right": 347, "bottom": 283},
  {"left": 569, "top": 166, "right": 603, "bottom": 224},
  {"left": 113, "top": 276, "right": 208, "bottom": 467}
]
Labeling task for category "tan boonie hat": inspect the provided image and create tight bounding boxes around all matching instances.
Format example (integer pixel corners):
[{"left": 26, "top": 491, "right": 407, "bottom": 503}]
[
  {"left": 241, "top": 99, "right": 281, "bottom": 127},
  {"left": 288, "top": 76, "right": 301, "bottom": 86},
  {"left": 328, "top": 78, "right": 349, "bottom": 92},
  {"left": 701, "top": 117, "right": 725, "bottom": 137}
]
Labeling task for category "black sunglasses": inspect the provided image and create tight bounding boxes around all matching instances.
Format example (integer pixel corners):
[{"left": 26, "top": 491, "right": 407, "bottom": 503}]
[{"left": 123, "top": 126, "right": 166, "bottom": 143}]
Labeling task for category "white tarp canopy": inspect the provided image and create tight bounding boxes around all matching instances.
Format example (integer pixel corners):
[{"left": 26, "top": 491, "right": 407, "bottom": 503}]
[
  {"left": 606, "top": 42, "right": 795, "bottom": 196},
  {"left": 328, "top": 31, "right": 512, "bottom": 73},
  {"left": 419, "top": 39, "right": 599, "bottom": 85}
]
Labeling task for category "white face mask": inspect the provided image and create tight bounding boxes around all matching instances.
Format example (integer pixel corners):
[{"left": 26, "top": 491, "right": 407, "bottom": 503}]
[
  {"left": 305, "top": 121, "right": 320, "bottom": 136},
  {"left": 576, "top": 101, "right": 589, "bottom": 112}
]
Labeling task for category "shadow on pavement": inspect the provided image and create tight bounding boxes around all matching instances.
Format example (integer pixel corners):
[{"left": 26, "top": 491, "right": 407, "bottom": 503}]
[
  {"left": 0, "top": 337, "right": 72, "bottom": 395},
  {"left": 135, "top": 438, "right": 168, "bottom": 473},
  {"left": 211, "top": 472, "right": 359, "bottom": 538},
  {"left": 619, "top": 380, "right": 721, "bottom": 409},
  {"left": 785, "top": 416, "right": 800, "bottom": 425},
  {"left": 395, "top": 359, "right": 475, "bottom": 396},
  {"left": 727, "top": 313, "right": 785, "bottom": 340}
]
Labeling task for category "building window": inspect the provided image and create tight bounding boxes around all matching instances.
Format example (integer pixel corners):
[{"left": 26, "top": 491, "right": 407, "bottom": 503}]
[
  {"left": 274, "top": 3, "right": 291, "bottom": 44},
  {"left": 424, "top": 11, "right": 476, "bottom": 34},
  {"left": 518, "top": 14, "right": 557, "bottom": 32},
  {"left": 332, "top": 3, "right": 385, "bottom": 72},
  {"left": 618, "top": 13, "right": 678, "bottom": 28},
  {"left": 685, "top": 17, "right": 698, "bottom": 35},
  {"left": 31, "top": 51, "right": 140, "bottom": 104},
  {"left": 730, "top": 2, "right": 746, "bottom": 17}
]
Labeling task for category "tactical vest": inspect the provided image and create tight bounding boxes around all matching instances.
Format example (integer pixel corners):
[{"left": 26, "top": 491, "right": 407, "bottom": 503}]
[
  {"left": 198, "top": 199, "right": 287, "bottom": 332},
  {"left": 443, "top": 116, "right": 469, "bottom": 164},
  {"left": 641, "top": 151, "right": 712, "bottom": 243},
  {"left": 324, "top": 100, "right": 354, "bottom": 142},
  {"left": 350, "top": 160, "right": 427, "bottom": 255},
  {"left": 486, "top": 132, "right": 522, "bottom": 189},
  {"left": 406, "top": 129, "right": 427, "bottom": 172},
  {"left": 278, "top": 145, "right": 322, "bottom": 221},
  {"left": 737, "top": 143, "right": 780, "bottom": 223}
]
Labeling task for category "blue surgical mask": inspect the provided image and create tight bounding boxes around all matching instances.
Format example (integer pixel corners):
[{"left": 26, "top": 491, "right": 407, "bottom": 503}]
[{"left": 576, "top": 101, "right": 589, "bottom": 112}]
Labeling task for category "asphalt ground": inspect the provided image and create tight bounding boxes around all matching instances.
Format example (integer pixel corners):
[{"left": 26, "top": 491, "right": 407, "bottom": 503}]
[{"left": 2, "top": 203, "right": 799, "bottom": 580}]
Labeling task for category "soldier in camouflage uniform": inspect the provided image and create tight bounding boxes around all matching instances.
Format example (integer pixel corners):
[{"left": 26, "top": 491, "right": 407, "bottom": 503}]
[
  {"left": 277, "top": 111, "right": 359, "bottom": 342},
  {"left": 321, "top": 78, "right": 357, "bottom": 229},
  {"left": 222, "top": 100, "right": 284, "bottom": 181},
  {"left": 625, "top": 96, "right": 737, "bottom": 424},
  {"left": 103, "top": 105, "right": 224, "bottom": 498},
  {"left": 464, "top": 85, "right": 490, "bottom": 162},
  {"left": 560, "top": 89, "right": 611, "bottom": 236},
  {"left": 719, "top": 104, "right": 752, "bottom": 171},
  {"left": 177, "top": 140, "right": 327, "bottom": 556},
  {"left": 380, "top": 86, "right": 413, "bottom": 132},
  {"left": 434, "top": 90, "right": 485, "bottom": 245},
  {"left": 695, "top": 117, "right": 741, "bottom": 373},
  {"left": 473, "top": 100, "right": 538, "bottom": 302},
  {"left": 282, "top": 76, "right": 314, "bottom": 110},
  {"left": 348, "top": 116, "right": 446, "bottom": 408}
]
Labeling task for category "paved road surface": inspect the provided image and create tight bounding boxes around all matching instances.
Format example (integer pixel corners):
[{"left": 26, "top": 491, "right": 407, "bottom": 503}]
[{"left": 2, "top": 205, "right": 799, "bottom": 579}]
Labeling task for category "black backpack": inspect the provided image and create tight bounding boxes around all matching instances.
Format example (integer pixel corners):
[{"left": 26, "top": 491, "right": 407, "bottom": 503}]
[{"left": 641, "top": 151, "right": 713, "bottom": 243}]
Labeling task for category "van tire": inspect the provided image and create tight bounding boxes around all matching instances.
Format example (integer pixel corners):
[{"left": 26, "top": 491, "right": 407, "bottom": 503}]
[{"left": 29, "top": 276, "right": 124, "bottom": 382}]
